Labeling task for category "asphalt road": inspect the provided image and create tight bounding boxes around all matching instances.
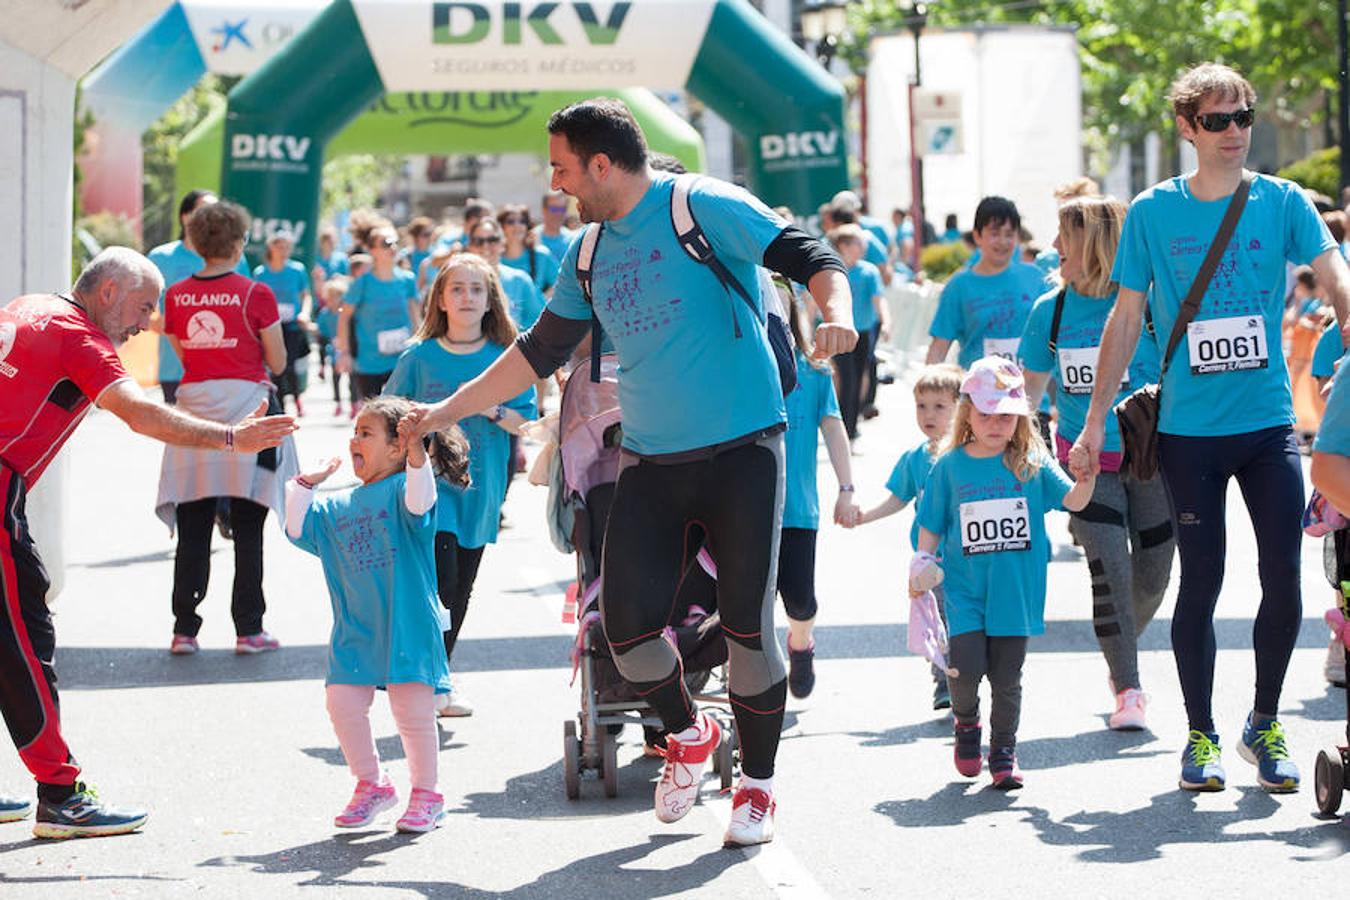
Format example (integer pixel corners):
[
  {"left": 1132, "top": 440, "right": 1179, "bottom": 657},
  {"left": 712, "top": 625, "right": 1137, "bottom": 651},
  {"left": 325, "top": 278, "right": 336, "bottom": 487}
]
[{"left": 0, "top": 368, "right": 1346, "bottom": 898}]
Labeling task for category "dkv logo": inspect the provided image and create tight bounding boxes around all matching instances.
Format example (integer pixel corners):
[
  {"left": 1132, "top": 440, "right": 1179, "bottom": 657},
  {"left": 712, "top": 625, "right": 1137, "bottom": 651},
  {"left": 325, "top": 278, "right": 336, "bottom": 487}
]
[
  {"left": 432, "top": 2, "right": 631, "bottom": 44},
  {"left": 232, "top": 134, "right": 312, "bottom": 162},
  {"left": 759, "top": 130, "right": 840, "bottom": 161},
  {"left": 251, "top": 219, "right": 307, "bottom": 244}
]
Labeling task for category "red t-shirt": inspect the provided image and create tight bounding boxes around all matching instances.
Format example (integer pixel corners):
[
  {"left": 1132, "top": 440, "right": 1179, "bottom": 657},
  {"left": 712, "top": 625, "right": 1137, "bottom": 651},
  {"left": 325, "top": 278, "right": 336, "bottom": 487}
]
[
  {"left": 164, "top": 272, "right": 280, "bottom": 385},
  {"left": 0, "top": 294, "right": 130, "bottom": 487}
]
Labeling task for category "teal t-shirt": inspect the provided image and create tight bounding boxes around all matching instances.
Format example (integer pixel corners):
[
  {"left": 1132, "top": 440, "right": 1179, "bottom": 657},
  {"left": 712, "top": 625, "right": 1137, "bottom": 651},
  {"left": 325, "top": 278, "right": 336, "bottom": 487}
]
[
  {"left": 1315, "top": 358, "right": 1350, "bottom": 456},
  {"left": 252, "top": 260, "right": 310, "bottom": 323},
  {"left": 289, "top": 471, "right": 450, "bottom": 692},
  {"left": 315, "top": 251, "right": 350, "bottom": 280},
  {"left": 783, "top": 353, "right": 841, "bottom": 530},
  {"left": 503, "top": 245, "right": 560, "bottom": 294},
  {"left": 316, "top": 306, "right": 340, "bottom": 341},
  {"left": 147, "top": 241, "right": 250, "bottom": 382},
  {"left": 1313, "top": 322, "right": 1347, "bottom": 380},
  {"left": 384, "top": 340, "right": 537, "bottom": 546},
  {"left": 536, "top": 228, "right": 576, "bottom": 262},
  {"left": 885, "top": 439, "right": 936, "bottom": 551},
  {"left": 861, "top": 215, "right": 893, "bottom": 252},
  {"left": 548, "top": 172, "right": 788, "bottom": 456},
  {"left": 847, "top": 260, "right": 884, "bottom": 332},
  {"left": 1112, "top": 173, "right": 1335, "bottom": 436},
  {"left": 916, "top": 447, "right": 1074, "bottom": 637},
  {"left": 929, "top": 263, "right": 1051, "bottom": 369},
  {"left": 1018, "top": 286, "right": 1162, "bottom": 450},
  {"left": 863, "top": 231, "right": 889, "bottom": 269},
  {"left": 407, "top": 248, "right": 432, "bottom": 281},
  {"left": 499, "top": 265, "right": 545, "bottom": 330},
  {"left": 347, "top": 270, "right": 419, "bottom": 375}
]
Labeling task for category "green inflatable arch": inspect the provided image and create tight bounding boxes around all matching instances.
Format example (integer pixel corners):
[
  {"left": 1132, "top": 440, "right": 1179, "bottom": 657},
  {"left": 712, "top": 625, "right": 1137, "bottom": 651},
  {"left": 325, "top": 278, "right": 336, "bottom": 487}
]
[
  {"left": 221, "top": 0, "right": 847, "bottom": 263},
  {"left": 178, "top": 86, "right": 706, "bottom": 235}
]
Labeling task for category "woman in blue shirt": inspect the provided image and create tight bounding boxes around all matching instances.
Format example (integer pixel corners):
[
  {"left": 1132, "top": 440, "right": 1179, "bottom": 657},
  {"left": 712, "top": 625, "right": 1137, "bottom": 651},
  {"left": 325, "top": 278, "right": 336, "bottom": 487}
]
[
  {"left": 339, "top": 226, "right": 421, "bottom": 408},
  {"left": 254, "top": 231, "right": 312, "bottom": 415},
  {"left": 498, "top": 205, "right": 560, "bottom": 296}
]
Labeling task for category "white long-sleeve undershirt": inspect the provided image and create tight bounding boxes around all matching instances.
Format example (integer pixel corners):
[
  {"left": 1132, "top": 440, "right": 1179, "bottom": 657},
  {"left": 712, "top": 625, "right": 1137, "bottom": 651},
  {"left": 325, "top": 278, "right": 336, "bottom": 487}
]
[{"left": 285, "top": 459, "right": 436, "bottom": 540}]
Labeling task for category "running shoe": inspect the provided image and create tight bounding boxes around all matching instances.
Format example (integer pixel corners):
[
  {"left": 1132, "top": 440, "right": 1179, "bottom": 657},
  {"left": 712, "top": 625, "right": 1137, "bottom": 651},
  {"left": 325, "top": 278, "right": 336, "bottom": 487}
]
[
  {"left": 395, "top": 788, "right": 445, "bottom": 833},
  {"left": 654, "top": 712, "right": 720, "bottom": 823},
  {"left": 953, "top": 721, "right": 982, "bottom": 777},
  {"left": 235, "top": 632, "right": 280, "bottom": 655},
  {"left": 932, "top": 669, "right": 951, "bottom": 710},
  {"left": 1325, "top": 636, "right": 1347, "bottom": 687},
  {"left": 723, "top": 785, "right": 775, "bottom": 847},
  {"left": 435, "top": 686, "right": 474, "bottom": 718},
  {"left": 334, "top": 777, "right": 398, "bottom": 828},
  {"left": 1238, "top": 715, "right": 1300, "bottom": 793},
  {"left": 169, "top": 634, "right": 199, "bottom": 655},
  {"left": 787, "top": 640, "right": 815, "bottom": 699},
  {"left": 988, "top": 746, "right": 1023, "bottom": 790},
  {"left": 294, "top": 395, "right": 305, "bottom": 418},
  {"left": 33, "top": 784, "right": 147, "bottom": 839},
  {"left": 1179, "top": 730, "right": 1226, "bottom": 791},
  {"left": 0, "top": 794, "right": 32, "bottom": 823},
  {"left": 1108, "top": 688, "right": 1148, "bottom": 731}
]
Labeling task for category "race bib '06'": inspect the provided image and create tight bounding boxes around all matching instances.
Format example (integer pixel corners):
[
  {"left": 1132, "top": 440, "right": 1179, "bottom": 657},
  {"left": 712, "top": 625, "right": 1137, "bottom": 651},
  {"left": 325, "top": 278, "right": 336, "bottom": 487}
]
[{"left": 1058, "top": 345, "right": 1129, "bottom": 396}]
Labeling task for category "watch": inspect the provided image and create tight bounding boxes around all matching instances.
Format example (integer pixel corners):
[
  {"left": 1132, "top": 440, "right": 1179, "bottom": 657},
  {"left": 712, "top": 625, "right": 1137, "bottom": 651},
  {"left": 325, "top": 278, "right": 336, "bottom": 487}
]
[{"left": 488, "top": 404, "right": 507, "bottom": 423}]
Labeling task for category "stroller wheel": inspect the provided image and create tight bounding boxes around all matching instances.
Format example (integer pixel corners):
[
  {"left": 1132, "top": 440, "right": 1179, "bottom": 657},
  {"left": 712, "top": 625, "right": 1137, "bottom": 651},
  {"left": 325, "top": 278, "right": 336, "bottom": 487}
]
[
  {"left": 601, "top": 730, "right": 619, "bottom": 798},
  {"left": 563, "top": 720, "right": 581, "bottom": 801},
  {"left": 1315, "top": 745, "right": 1345, "bottom": 815},
  {"left": 716, "top": 721, "right": 734, "bottom": 791}
]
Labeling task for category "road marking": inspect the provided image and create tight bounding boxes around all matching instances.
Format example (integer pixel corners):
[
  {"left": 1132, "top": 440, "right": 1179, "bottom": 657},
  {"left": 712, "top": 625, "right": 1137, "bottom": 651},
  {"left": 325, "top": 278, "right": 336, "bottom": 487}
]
[{"left": 703, "top": 793, "right": 830, "bottom": 899}]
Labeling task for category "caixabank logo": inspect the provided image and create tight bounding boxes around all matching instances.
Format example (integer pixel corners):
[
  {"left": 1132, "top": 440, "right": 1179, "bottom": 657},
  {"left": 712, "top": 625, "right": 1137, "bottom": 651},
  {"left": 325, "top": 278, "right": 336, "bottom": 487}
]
[
  {"left": 374, "top": 92, "right": 541, "bottom": 128},
  {"left": 431, "top": 2, "right": 632, "bottom": 44}
]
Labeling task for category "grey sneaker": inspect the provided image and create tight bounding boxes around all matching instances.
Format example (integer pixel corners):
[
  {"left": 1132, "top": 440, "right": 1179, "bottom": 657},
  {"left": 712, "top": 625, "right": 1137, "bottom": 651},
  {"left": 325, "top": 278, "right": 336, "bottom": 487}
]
[
  {"left": 33, "top": 784, "right": 147, "bottom": 839},
  {"left": 0, "top": 794, "right": 32, "bottom": 823}
]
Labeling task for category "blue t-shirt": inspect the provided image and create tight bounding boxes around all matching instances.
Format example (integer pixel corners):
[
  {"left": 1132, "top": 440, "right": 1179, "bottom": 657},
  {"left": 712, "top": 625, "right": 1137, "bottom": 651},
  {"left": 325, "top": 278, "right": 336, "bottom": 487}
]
[
  {"left": 316, "top": 306, "right": 340, "bottom": 341},
  {"left": 847, "top": 260, "right": 885, "bottom": 332},
  {"left": 502, "top": 245, "right": 560, "bottom": 294},
  {"left": 288, "top": 471, "right": 450, "bottom": 692},
  {"left": 861, "top": 215, "right": 893, "bottom": 252},
  {"left": 783, "top": 353, "right": 842, "bottom": 530},
  {"left": 1018, "top": 286, "right": 1162, "bottom": 451},
  {"left": 1313, "top": 323, "right": 1347, "bottom": 380},
  {"left": 407, "top": 247, "right": 432, "bottom": 281},
  {"left": 536, "top": 228, "right": 576, "bottom": 262},
  {"left": 1315, "top": 357, "right": 1350, "bottom": 456},
  {"left": 1112, "top": 174, "right": 1336, "bottom": 436},
  {"left": 499, "top": 265, "right": 545, "bottom": 330},
  {"left": 916, "top": 447, "right": 1074, "bottom": 637},
  {"left": 548, "top": 172, "right": 788, "bottom": 456},
  {"left": 929, "top": 263, "right": 1051, "bottom": 369},
  {"left": 347, "top": 270, "right": 419, "bottom": 375},
  {"left": 864, "top": 231, "right": 889, "bottom": 269},
  {"left": 147, "top": 241, "right": 250, "bottom": 382},
  {"left": 886, "top": 439, "right": 937, "bottom": 551},
  {"left": 315, "top": 251, "right": 350, "bottom": 280},
  {"left": 384, "top": 340, "right": 537, "bottom": 545},
  {"left": 1034, "top": 247, "right": 1061, "bottom": 276},
  {"left": 252, "top": 260, "right": 310, "bottom": 323}
]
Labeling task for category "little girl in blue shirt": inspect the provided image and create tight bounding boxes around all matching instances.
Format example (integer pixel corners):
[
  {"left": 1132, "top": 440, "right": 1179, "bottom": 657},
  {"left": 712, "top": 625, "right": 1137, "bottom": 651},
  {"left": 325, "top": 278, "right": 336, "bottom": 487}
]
[
  {"left": 286, "top": 396, "right": 468, "bottom": 832},
  {"left": 912, "top": 357, "right": 1095, "bottom": 788}
]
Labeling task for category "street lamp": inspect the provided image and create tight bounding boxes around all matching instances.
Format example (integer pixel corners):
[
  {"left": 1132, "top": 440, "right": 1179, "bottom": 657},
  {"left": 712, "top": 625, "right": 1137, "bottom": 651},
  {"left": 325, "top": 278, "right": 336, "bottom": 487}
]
[
  {"left": 799, "top": 0, "right": 848, "bottom": 68},
  {"left": 906, "top": 2, "right": 928, "bottom": 266}
]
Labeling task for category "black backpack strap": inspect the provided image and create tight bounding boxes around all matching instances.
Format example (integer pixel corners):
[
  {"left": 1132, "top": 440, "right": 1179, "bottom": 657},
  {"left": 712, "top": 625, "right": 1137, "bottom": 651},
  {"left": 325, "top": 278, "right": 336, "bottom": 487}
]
[
  {"left": 1048, "top": 287, "right": 1068, "bottom": 356},
  {"left": 574, "top": 223, "right": 605, "bottom": 383},
  {"left": 528, "top": 245, "right": 537, "bottom": 280},
  {"left": 670, "top": 172, "right": 760, "bottom": 338}
]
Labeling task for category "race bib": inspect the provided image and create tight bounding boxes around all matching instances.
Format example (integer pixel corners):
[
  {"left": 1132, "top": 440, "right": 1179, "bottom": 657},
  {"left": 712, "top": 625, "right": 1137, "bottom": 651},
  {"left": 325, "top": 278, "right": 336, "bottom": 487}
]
[
  {"left": 1058, "top": 345, "right": 1129, "bottom": 396},
  {"left": 276, "top": 303, "right": 297, "bottom": 323},
  {"left": 1187, "top": 316, "right": 1268, "bottom": 375},
  {"left": 983, "top": 337, "right": 1020, "bottom": 361},
  {"left": 959, "top": 497, "right": 1031, "bottom": 556},
  {"left": 377, "top": 326, "right": 411, "bottom": 355}
]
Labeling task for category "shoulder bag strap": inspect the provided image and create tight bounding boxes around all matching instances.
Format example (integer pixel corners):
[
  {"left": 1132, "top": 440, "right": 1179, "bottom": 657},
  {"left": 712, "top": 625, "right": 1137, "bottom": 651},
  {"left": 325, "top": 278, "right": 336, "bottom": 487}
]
[
  {"left": 574, "top": 223, "right": 605, "bottom": 383},
  {"left": 1048, "top": 287, "right": 1068, "bottom": 355}
]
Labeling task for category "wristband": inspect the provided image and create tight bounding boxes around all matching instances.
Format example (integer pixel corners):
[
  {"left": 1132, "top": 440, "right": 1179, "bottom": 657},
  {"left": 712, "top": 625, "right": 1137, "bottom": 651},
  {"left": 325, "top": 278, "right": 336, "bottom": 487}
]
[
  {"left": 224, "top": 426, "right": 235, "bottom": 452},
  {"left": 838, "top": 484, "right": 855, "bottom": 493},
  {"left": 488, "top": 404, "right": 507, "bottom": 423},
  {"left": 296, "top": 476, "right": 316, "bottom": 490}
]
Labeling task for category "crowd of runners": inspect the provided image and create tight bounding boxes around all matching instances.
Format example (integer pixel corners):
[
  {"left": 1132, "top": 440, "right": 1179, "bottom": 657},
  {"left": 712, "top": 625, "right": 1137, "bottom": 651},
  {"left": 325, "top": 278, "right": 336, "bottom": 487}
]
[{"left": 2, "top": 62, "right": 1350, "bottom": 848}]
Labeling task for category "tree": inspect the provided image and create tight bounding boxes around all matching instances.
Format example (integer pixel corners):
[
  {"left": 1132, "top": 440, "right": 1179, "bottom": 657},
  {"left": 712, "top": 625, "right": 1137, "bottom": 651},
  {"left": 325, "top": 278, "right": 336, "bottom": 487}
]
[
  {"left": 320, "top": 155, "right": 404, "bottom": 226},
  {"left": 141, "top": 75, "right": 232, "bottom": 250}
]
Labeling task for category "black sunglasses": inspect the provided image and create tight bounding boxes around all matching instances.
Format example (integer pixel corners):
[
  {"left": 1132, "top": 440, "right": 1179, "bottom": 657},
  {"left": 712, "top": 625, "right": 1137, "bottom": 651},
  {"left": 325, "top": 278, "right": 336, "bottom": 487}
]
[
  {"left": 471, "top": 236, "right": 502, "bottom": 246},
  {"left": 1193, "top": 108, "right": 1255, "bottom": 133}
]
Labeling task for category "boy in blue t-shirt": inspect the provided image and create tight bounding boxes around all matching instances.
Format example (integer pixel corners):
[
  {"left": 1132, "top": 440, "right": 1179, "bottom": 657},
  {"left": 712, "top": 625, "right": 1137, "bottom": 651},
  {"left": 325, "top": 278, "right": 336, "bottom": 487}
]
[{"left": 829, "top": 224, "right": 889, "bottom": 441}]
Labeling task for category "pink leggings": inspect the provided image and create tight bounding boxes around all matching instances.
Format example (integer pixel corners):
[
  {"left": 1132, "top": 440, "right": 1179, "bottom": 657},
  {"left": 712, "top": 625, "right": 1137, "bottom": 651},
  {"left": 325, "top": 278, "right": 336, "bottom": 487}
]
[{"left": 326, "top": 683, "right": 438, "bottom": 791}]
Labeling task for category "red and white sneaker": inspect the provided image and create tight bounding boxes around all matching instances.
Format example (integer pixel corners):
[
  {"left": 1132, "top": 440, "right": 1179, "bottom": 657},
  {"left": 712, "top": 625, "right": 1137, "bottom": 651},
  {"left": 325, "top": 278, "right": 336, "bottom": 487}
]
[
  {"left": 334, "top": 777, "right": 397, "bottom": 828},
  {"left": 170, "top": 634, "right": 199, "bottom": 655},
  {"left": 654, "top": 712, "right": 720, "bottom": 823},
  {"left": 235, "top": 632, "right": 280, "bottom": 655},
  {"left": 396, "top": 788, "right": 445, "bottom": 833},
  {"left": 723, "top": 785, "right": 775, "bottom": 847},
  {"left": 1108, "top": 688, "right": 1148, "bottom": 731}
]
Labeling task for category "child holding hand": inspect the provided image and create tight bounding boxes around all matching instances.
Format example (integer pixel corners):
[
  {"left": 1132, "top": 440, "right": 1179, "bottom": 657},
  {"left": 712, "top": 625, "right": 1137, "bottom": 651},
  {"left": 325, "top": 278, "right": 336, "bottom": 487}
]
[
  {"left": 285, "top": 397, "right": 469, "bottom": 832},
  {"left": 911, "top": 357, "right": 1095, "bottom": 788}
]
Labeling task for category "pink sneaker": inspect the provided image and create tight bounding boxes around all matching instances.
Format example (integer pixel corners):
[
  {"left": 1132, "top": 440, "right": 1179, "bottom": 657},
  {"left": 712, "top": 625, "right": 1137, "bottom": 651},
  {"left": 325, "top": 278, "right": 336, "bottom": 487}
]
[
  {"left": 953, "top": 721, "right": 982, "bottom": 777},
  {"left": 654, "top": 712, "right": 720, "bottom": 823},
  {"left": 335, "top": 778, "right": 397, "bottom": 828},
  {"left": 395, "top": 788, "right": 445, "bottom": 833},
  {"left": 1108, "top": 688, "right": 1148, "bottom": 731},
  {"left": 170, "top": 634, "right": 199, "bottom": 655},
  {"left": 235, "top": 632, "right": 280, "bottom": 655}
]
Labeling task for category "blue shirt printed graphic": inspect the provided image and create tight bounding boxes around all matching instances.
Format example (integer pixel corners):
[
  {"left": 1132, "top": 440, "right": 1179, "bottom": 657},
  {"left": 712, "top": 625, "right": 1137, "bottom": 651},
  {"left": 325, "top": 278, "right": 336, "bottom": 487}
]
[
  {"left": 929, "top": 263, "right": 1051, "bottom": 369},
  {"left": 783, "top": 353, "right": 842, "bottom": 530},
  {"left": 346, "top": 270, "right": 419, "bottom": 375}
]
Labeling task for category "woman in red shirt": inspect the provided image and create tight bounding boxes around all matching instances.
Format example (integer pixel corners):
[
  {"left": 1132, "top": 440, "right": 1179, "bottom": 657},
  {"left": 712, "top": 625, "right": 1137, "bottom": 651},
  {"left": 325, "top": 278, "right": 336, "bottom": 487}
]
[{"left": 158, "top": 202, "right": 297, "bottom": 655}]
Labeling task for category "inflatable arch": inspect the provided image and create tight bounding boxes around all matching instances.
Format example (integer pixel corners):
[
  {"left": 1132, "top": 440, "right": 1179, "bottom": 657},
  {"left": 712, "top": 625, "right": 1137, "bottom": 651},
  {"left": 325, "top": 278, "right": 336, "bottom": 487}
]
[{"left": 222, "top": 0, "right": 848, "bottom": 263}]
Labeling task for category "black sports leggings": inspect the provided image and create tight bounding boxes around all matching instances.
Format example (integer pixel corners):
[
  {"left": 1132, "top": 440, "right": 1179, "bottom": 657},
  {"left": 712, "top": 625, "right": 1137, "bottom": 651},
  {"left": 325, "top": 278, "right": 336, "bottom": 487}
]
[
  {"left": 777, "top": 527, "right": 818, "bottom": 622},
  {"left": 1158, "top": 426, "right": 1303, "bottom": 731},
  {"left": 172, "top": 497, "right": 268, "bottom": 638},
  {"left": 601, "top": 433, "right": 786, "bottom": 779},
  {"left": 834, "top": 330, "right": 873, "bottom": 439},
  {"left": 434, "top": 532, "right": 486, "bottom": 665}
]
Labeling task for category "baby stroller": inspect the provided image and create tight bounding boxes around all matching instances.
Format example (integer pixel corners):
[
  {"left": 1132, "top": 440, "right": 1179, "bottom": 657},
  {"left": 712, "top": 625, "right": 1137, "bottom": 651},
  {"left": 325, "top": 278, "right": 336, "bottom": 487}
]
[
  {"left": 553, "top": 355, "right": 738, "bottom": 800},
  {"left": 1315, "top": 525, "right": 1350, "bottom": 815}
]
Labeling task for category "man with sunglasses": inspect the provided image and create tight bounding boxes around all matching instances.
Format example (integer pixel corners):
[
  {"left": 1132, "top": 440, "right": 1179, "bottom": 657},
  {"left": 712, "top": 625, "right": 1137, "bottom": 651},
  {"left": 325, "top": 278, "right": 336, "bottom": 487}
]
[
  {"left": 1071, "top": 63, "right": 1350, "bottom": 795},
  {"left": 535, "top": 189, "right": 575, "bottom": 262}
]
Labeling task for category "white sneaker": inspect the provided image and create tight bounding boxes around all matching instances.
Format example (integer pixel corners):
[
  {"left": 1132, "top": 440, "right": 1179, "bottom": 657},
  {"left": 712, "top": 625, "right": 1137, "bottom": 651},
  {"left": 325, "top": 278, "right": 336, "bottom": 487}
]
[
  {"left": 1108, "top": 688, "right": 1148, "bottom": 731},
  {"left": 654, "top": 712, "right": 719, "bottom": 823},
  {"left": 723, "top": 785, "right": 776, "bottom": 847},
  {"left": 1326, "top": 636, "right": 1347, "bottom": 686},
  {"left": 435, "top": 687, "right": 474, "bottom": 717}
]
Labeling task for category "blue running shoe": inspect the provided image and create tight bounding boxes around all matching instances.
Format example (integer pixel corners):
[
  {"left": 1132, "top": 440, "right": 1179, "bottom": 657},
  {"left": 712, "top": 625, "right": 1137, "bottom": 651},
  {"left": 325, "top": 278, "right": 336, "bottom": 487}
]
[
  {"left": 1238, "top": 715, "right": 1300, "bottom": 793},
  {"left": 0, "top": 794, "right": 32, "bottom": 823},
  {"left": 1179, "top": 730, "right": 1226, "bottom": 791},
  {"left": 33, "top": 783, "right": 147, "bottom": 839}
]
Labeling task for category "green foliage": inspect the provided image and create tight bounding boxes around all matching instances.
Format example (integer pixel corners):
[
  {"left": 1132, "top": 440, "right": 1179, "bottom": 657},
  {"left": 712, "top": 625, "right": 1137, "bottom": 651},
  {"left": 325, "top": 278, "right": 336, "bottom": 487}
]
[
  {"left": 72, "top": 86, "right": 95, "bottom": 280},
  {"left": 142, "top": 75, "right": 229, "bottom": 250},
  {"left": 320, "top": 155, "right": 404, "bottom": 225},
  {"left": 1278, "top": 147, "right": 1340, "bottom": 198},
  {"left": 920, "top": 239, "right": 972, "bottom": 282}
]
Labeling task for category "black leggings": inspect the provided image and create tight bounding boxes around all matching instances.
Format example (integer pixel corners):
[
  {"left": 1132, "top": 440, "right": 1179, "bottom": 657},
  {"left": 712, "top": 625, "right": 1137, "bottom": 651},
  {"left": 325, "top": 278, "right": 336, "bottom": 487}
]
[
  {"left": 601, "top": 433, "right": 786, "bottom": 779},
  {"left": 834, "top": 330, "right": 873, "bottom": 439},
  {"left": 776, "top": 527, "right": 818, "bottom": 622},
  {"left": 434, "top": 531, "right": 485, "bottom": 665},
  {"left": 352, "top": 371, "right": 391, "bottom": 403},
  {"left": 172, "top": 497, "right": 268, "bottom": 637},
  {"left": 1158, "top": 426, "right": 1304, "bottom": 731}
]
